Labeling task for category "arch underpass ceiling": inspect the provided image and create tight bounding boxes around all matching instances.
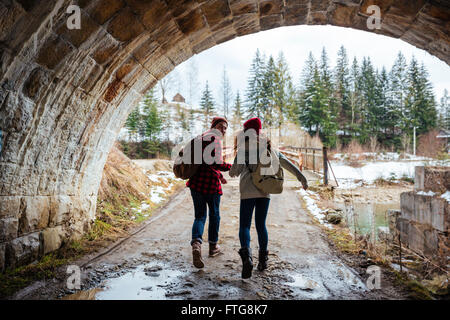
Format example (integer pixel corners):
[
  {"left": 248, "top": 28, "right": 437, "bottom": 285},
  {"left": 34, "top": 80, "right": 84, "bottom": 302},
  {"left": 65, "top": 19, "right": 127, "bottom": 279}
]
[{"left": 0, "top": 0, "right": 449, "bottom": 271}]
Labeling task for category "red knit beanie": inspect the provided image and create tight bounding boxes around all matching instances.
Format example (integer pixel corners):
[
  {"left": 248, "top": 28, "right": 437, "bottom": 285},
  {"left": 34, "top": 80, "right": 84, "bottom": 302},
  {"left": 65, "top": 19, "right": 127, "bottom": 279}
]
[
  {"left": 243, "top": 117, "right": 262, "bottom": 134},
  {"left": 211, "top": 116, "right": 228, "bottom": 128}
]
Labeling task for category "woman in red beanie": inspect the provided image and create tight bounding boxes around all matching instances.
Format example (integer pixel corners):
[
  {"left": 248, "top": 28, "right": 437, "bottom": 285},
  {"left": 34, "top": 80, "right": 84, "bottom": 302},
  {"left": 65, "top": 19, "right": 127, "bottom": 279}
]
[{"left": 230, "top": 118, "right": 308, "bottom": 279}]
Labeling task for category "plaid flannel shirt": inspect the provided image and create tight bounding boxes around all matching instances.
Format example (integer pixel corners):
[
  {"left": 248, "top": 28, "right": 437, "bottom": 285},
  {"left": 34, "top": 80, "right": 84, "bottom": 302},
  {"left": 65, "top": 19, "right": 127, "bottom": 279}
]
[{"left": 186, "top": 130, "right": 231, "bottom": 195}]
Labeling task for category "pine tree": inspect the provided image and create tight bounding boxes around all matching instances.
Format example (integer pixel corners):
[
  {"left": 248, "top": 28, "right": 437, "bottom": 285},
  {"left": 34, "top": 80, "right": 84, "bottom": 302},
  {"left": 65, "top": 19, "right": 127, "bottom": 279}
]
[
  {"left": 160, "top": 107, "right": 172, "bottom": 141},
  {"left": 231, "top": 91, "right": 243, "bottom": 132},
  {"left": 125, "top": 106, "right": 140, "bottom": 142},
  {"left": 349, "top": 57, "right": 361, "bottom": 137},
  {"left": 297, "top": 52, "right": 318, "bottom": 132},
  {"left": 200, "top": 81, "right": 215, "bottom": 130},
  {"left": 245, "top": 49, "right": 266, "bottom": 119},
  {"left": 334, "top": 46, "right": 351, "bottom": 135},
  {"left": 261, "top": 55, "right": 277, "bottom": 128},
  {"left": 401, "top": 58, "right": 438, "bottom": 137},
  {"left": 297, "top": 49, "right": 338, "bottom": 147},
  {"left": 376, "top": 67, "right": 391, "bottom": 143},
  {"left": 390, "top": 51, "right": 408, "bottom": 133},
  {"left": 177, "top": 106, "right": 189, "bottom": 137},
  {"left": 273, "top": 51, "right": 296, "bottom": 138},
  {"left": 141, "top": 88, "right": 163, "bottom": 141},
  {"left": 188, "top": 108, "right": 196, "bottom": 135},
  {"left": 359, "top": 57, "right": 378, "bottom": 142},
  {"left": 439, "top": 89, "right": 449, "bottom": 130},
  {"left": 318, "top": 47, "right": 338, "bottom": 147},
  {"left": 320, "top": 47, "right": 333, "bottom": 91}
]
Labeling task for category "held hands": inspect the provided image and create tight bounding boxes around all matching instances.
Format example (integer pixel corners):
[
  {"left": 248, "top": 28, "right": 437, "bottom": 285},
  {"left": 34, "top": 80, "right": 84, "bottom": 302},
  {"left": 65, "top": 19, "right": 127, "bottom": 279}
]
[{"left": 301, "top": 181, "right": 308, "bottom": 190}]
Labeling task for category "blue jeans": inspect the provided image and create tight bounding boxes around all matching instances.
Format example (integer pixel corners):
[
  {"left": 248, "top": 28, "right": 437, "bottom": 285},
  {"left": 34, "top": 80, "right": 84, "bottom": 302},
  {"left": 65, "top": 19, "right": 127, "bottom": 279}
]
[
  {"left": 239, "top": 198, "right": 271, "bottom": 252},
  {"left": 190, "top": 189, "right": 221, "bottom": 245}
]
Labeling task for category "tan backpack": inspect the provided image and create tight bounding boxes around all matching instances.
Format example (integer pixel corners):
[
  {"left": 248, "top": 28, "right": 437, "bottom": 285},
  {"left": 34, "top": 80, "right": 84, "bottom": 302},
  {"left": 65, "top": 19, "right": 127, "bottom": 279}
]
[{"left": 250, "top": 150, "right": 284, "bottom": 194}]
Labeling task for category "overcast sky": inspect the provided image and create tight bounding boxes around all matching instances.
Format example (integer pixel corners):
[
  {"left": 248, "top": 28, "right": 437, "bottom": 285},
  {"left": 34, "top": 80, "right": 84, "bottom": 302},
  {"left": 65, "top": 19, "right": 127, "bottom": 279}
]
[{"left": 162, "top": 25, "right": 450, "bottom": 108}]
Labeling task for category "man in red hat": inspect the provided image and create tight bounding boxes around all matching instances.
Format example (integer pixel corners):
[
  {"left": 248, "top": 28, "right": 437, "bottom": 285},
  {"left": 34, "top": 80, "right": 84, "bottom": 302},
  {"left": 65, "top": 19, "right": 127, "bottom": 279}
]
[{"left": 187, "top": 116, "right": 231, "bottom": 268}]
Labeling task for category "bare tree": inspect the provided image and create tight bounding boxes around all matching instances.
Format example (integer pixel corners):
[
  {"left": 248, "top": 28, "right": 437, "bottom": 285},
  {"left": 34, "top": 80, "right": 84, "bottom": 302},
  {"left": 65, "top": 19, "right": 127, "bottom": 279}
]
[
  {"left": 187, "top": 58, "right": 200, "bottom": 107},
  {"left": 220, "top": 65, "right": 233, "bottom": 119},
  {"left": 401, "top": 134, "right": 410, "bottom": 155},
  {"left": 369, "top": 136, "right": 378, "bottom": 154},
  {"left": 159, "top": 73, "right": 175, "bottom": 103}
]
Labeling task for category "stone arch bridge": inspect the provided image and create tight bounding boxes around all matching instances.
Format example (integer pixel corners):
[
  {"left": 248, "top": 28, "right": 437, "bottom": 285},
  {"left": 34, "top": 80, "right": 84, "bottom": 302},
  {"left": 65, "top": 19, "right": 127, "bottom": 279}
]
[{"left": 0, "top": 0, "right": 449, "bottom": 271}]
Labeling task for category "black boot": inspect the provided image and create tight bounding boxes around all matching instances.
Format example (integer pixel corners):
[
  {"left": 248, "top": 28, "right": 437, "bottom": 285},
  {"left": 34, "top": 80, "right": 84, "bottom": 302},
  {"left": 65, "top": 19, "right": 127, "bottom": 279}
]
[
  {"left": 257, "top": 250, "right": 268, "bottom": 271},
  {"left": 238, "top": 247, "right": 253, "bottom": 279}
]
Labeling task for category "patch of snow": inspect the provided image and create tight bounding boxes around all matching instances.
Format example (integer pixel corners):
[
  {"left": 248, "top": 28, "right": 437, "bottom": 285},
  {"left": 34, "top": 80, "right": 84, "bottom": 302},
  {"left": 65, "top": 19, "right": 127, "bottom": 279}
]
[
  {"left": 147, "top": 174, "right": 161, "bottom": 183},
  {"left": 441, "top": 191, "right": 450, "bottom": 203},
  {"left": 336, "top": 179, "right": 364, "bottom": 190},
  {"left": 297, "top": 189, "right": 332, "bottom": 229},
  {"left": 331, "top": 161, "right": 418, "bottom": 185},
  {"left": 141, "top": 202, "right": 150, "bottom": 211},
  {"left": 417, "top": 191, "right": 436, "bottom": 196},
  {"left": 150, "top": 186, "right": 166, "bottom": 204},
  {"left": 331, "top": 152, "right": 433, "bottom": 162},
  {"left": 147, "top": 171, "right": 182, "bottom": 183},
  {"left": 377, "top": 226, "right": 390, "bottom": 234}
]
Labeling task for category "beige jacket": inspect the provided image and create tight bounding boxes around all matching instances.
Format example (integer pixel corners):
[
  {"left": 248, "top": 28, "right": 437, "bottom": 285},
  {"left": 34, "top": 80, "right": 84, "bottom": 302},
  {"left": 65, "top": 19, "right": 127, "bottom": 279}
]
[{"left": 229, "top": 140, "right": 308, "bottom": 200}]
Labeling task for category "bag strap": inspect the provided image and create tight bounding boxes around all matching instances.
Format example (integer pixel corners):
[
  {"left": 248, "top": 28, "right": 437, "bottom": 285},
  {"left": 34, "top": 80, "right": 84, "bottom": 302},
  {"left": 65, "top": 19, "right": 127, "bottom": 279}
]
[{"left": 245, "top": 138, "right": 261, "bottom": 173}]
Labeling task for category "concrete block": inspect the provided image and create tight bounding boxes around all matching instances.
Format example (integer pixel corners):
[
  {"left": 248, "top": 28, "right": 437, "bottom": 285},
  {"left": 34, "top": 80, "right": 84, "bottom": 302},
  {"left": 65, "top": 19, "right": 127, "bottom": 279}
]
[
  {"left": 396, "top": 217, "right": 410, "bottom": 244},
  {"left": 49, "top": 196, "right": 73, "bottom": 227},
  {"left": 400, "top": 192, "right": 414, "bottom": 221},
  {"left": 5, "top": 232, "right": 41, "bottom": 269},
  {"left": 407, "top": 222, "right": 426, "bottom": 254},
  {"left": 41, "top": 226, "right": 65, "bottom": 255},
  {"left": 423, "top": 228, "right": 439, "bottom": 258},
  {"left": 414, "top": 193, "right": 432, "bottom": 225},
  {"left": 402, "top": 222, "right": 440, "bottom": 259},
  {"left": 431, "top": 196, "right": 449, "bottom": 233},
  {"left": 18, "top": 196, "right": 50, "bottom": 235}
]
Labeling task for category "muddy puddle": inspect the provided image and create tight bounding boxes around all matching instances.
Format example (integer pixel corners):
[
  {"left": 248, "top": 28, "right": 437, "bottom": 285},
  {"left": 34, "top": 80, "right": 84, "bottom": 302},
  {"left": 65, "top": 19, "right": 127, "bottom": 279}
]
[
  {"left": 284, "top": 273, "right": 329, "bottom": 299},
  {"left": 63, "top": 262, "right": 188, "bottom": 300},
  {"left": 284, "top": 259, "right": 368, "bottom": 299}
]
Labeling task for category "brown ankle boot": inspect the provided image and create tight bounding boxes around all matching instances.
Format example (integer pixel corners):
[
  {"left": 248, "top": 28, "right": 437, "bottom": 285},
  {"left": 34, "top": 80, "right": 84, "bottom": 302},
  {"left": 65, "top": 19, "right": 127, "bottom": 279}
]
[
  {"left": 209, "top": 243, "right": 221, "bottom": 257},
  {"left": 192, "top": 241, "right": 204, "bottom": 268}
]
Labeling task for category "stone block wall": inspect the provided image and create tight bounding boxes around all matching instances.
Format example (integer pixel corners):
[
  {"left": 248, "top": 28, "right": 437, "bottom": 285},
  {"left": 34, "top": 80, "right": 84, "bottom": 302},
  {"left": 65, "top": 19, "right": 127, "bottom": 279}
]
[
  {"left": 397, "top": 166, "right": 450, "bottom": 269},
  {"left": 0, "top": 194, "right": 96, "bottom": 271}
]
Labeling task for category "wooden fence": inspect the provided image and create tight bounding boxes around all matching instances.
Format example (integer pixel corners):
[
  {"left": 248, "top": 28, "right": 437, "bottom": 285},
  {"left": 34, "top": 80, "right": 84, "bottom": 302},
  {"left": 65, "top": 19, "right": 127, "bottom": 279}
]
[
  {"left": 223, "top": 145, "right": 332, "bottom": 186},
  {"left": 279, "top": 146, "right": 330, "bottom": 186}
]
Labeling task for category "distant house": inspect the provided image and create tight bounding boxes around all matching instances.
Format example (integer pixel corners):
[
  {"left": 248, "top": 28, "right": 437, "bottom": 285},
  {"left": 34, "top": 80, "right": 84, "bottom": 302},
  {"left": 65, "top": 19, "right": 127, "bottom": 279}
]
[
  {"left": 172, "top": 93, "right": 185, "bottom": 103},
  {"left": 436, "top": 129, "right": 450, "bottom": 152}
]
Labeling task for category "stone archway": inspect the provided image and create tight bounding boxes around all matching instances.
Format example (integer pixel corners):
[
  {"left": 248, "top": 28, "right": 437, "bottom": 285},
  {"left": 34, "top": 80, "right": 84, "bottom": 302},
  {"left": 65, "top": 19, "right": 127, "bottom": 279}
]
[{"left": 0, "top": 0, "right": 449, "bottom": 270}]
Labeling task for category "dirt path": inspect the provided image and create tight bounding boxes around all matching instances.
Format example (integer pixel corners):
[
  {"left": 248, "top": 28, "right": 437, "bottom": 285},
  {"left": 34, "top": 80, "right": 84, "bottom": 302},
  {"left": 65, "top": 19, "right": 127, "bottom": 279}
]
[{"left": 14, "top": 175, "right": 408, "bottom": 300}]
